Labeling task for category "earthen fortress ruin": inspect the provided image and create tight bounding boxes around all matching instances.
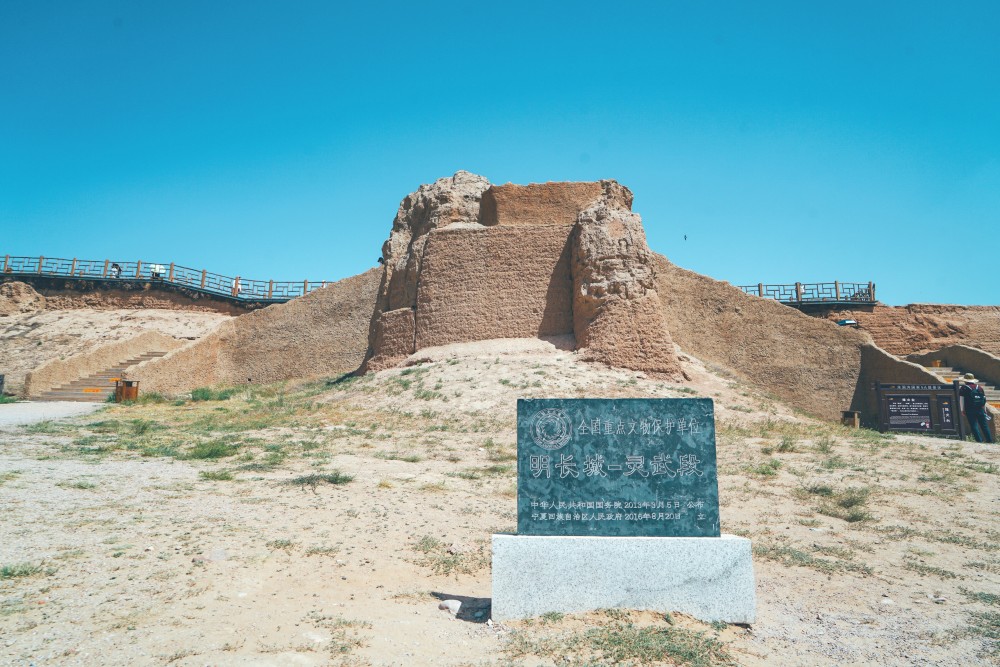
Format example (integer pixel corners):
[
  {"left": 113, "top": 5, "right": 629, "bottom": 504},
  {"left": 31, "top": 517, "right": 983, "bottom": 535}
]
[
  {"left": 362, "top": 172, "right": 680, "bottom": 378},
  {"left": 5, "top": 171, "right": 998, "bottom": 433}
]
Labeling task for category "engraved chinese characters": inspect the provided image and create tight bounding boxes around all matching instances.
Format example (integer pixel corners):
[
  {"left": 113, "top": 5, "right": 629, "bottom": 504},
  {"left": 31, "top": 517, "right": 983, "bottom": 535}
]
[{"left": 517, "top": 398, "right": 721, "bottom": 537}]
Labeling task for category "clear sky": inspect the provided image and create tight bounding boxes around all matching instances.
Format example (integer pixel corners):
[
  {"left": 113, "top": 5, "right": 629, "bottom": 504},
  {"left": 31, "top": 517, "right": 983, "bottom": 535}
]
[{"left": 2, "top": 1, "right": 997, "bottom": 305}]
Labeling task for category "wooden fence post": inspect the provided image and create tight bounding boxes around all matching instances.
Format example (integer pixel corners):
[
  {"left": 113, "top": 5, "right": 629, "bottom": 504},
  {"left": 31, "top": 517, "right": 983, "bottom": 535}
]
[
  {"left": 3, "top": 255, "right": 9, "bottom": 273},
  {"left": 757, "top": 283, "right": 764, "bottom": 297},
  {"left": 795, "top": 282, "right": 803, "bottom": 303},
  {"left": 70, "top": 258, "right": 78, "bottom": 276},
  {"left": 135, "top": 261, "right": 142, "bottom": 278},
  {"left": 168, "top": 263, "right": 175, "bottom": 282},
  {"left": 103, "top": 260, "right": 109, "bottom": 278},
  {"left": 200, "top": 270, "right": 207, "bottom": 289},
  {"left": 303, "top": 279, "right": 309, "bottom": 294},
  {"left": 267, "top": 280, "right": 273, "bottom": 299},
  {"left": 834, "top": 281, "right": 841, "bottom": 301},
  {"left": 868, "top": 282, "right": 875, "bottom": 302},
  {"left": 38, "top": 256, "right": 44, "bottom": 274}
]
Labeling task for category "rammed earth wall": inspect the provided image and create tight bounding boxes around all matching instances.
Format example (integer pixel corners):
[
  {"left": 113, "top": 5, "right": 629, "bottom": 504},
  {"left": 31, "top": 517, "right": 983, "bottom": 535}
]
[
  {"left": 414, "top": 225, "right": 575, "bottom": 349},
  {"left": 363, "top": 172, "right": 682, "bottom": 378}
]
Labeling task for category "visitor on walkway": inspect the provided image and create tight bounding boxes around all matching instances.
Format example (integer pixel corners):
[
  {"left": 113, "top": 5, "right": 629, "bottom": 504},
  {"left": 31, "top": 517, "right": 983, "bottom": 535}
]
[
  {"left": 110, "top": 263, "right": 122, "bottom": 278},
  {"left": 959, "top": 373, "right": 994, "bottom": 443}
]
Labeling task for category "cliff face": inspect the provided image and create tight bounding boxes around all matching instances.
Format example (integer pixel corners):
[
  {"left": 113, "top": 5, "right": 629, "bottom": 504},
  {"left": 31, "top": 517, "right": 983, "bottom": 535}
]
[
  {"left": 361, "top": 172, "right": 682, "bottom": 378},
  {"left": 821, "top": 305, "right": 1000, "bottom": 357}
]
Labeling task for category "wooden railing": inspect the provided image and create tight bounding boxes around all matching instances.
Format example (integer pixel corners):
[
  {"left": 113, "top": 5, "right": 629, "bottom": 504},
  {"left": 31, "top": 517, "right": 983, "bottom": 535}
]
[
  {"left": 1, "top": 254, "right": 332, "bottom": 303},
  {"left": 738, "top": 281, "right": 876, "bottom": 305}
]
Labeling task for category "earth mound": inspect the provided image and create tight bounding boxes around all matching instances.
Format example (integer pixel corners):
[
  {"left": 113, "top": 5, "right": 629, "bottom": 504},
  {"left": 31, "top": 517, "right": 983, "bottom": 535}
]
[{"left": 130, "top": 268, "right": 380, "bottom": 392}]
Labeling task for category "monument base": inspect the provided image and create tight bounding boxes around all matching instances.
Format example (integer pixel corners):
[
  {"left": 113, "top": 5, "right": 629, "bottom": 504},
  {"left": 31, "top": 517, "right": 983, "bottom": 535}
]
[{"left": 491, "top": 534, "right": 756, "bottom": 623}]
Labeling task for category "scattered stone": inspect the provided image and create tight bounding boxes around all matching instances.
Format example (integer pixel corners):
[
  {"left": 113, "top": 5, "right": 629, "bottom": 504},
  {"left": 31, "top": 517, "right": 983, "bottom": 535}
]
[{"left": 438, "top": 599, "right": 462, "bottom": 615}]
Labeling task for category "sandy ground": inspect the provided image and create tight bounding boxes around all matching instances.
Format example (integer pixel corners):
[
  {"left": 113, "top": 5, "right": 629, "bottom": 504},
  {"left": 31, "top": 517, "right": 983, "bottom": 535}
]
[
  {"left": 0, "top": 402, "right": 104, "bottom": 429},
  {"left": 0, "top": 307, "right": 229, "bottom": 395},
  {"left": 1, "top": 339, "right": 998, "bottom": 666}
]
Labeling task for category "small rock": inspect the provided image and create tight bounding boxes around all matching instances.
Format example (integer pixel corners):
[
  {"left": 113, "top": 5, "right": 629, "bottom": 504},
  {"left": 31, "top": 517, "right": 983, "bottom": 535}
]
[
  {"left": 438, "top": 599, "right": 462, "bottom": 615},
  {"left": 879, "top": 598, "right": 895, "bottom": 606}
]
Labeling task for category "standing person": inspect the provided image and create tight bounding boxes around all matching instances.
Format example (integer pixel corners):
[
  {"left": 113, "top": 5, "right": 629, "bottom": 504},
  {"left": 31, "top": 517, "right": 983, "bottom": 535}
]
[
  {"left": 959, "top": 373, "right": 994, "bottom": 443},
  {"left": 110, "top": 262, "right": 122, "bottom": 278}
]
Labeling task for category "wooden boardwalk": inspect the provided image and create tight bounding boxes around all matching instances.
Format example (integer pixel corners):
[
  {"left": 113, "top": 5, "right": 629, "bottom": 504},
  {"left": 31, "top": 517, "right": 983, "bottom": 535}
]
[
  {"left": 1, "top": 254, "right": 332, "bottom": 304},
  {"left": 738, "top": 281, "right": 876, "bottom": 307}
]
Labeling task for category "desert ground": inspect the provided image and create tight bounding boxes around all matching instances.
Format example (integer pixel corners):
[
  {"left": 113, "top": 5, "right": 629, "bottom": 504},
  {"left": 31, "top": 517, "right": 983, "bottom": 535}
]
[{"left": 1, "top": 339, "right": 998, "bottom": 666}]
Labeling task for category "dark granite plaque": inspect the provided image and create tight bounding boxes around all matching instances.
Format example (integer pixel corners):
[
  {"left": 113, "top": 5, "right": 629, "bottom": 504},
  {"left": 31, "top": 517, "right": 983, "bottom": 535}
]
[{"left": 517, "top": 398, "right": 720, "bottom": 537}]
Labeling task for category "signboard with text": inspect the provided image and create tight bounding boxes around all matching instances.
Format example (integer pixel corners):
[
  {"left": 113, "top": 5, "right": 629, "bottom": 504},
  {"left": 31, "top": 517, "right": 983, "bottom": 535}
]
[
  {"left": 876, "top": 383, "right": 964, "bottom": 439},
  {"left": 516, "top": 398, "right": 720, "bottom": 537}
]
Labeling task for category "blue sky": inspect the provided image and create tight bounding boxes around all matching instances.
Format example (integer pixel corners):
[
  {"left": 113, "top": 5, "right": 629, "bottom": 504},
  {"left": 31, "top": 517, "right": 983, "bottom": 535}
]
[{"left": 2, "top": 1, "right": 997, "bottom": 305}]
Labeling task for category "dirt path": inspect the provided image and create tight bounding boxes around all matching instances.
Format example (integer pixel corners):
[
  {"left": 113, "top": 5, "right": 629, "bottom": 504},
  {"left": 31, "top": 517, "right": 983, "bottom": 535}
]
[{"left": 0, "top": 401, "right": 104, "bottom": 430}]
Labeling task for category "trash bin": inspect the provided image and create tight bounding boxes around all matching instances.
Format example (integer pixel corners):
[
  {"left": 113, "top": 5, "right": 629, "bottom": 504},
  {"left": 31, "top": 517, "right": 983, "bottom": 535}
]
[{"left": 114, "top": 380, "right": 139, "bottom": 402}]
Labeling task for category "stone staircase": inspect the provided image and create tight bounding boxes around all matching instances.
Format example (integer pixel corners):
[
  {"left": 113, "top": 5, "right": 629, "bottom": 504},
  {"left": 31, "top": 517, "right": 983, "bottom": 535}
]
[
  {"left": 34, "top": 352, "right": 167, "bottom": 402},
  {"left": 921, "top": 364, "right": 1000, "bottom": 410}
]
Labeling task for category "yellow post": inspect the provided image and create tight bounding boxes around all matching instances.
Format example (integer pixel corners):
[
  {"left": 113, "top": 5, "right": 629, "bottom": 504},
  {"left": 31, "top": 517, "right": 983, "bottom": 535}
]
[
  {"left": 70, "top": 258, "right": 78, "bottom": 276},
  {"left": 135, "top": 261, "right": 142, "bottom": 278},
  {"left": 38, "top": 255, "right": 44, "bottom": 274},
  {"left": 103, "top": 259, "right": 109, "bottom": 277},
  {"left": 168, "top": 263, "right": 175, "bottom": 281},
  {"left": 3, "top": 255, "right": 9, "bottom": 272},
  {"left": 834, "top": 281, "right": 841, "bottom": 301},
  {"left": 200, "top": 270, "right": 207, "bottom": 289},
  {"left": 267, "top": 280, "right": 273, "bottom": 299}
]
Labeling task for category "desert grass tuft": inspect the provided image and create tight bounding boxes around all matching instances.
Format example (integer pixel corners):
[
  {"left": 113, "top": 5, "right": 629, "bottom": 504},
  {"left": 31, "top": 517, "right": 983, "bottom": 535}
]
[
  {"left": 411, "top": 535, "right": 488, "bottom": 576},
  {"left": 190, "top": 387, "right": 239, "bottom": 402},
  {"left": 285, "top": 471, "right": 354, "bottom": 490},
  {"left": 198, "top": 470, "right": 234, "bottom": 481},
  {"left": 505, "top": 611, "right": 734, "bottom": 667},
  {"left": 0, "top": 563, "right": 44, "bottom": 579},
  {"left": 182, "top": 440, "right": 239, "bottom": 460}
]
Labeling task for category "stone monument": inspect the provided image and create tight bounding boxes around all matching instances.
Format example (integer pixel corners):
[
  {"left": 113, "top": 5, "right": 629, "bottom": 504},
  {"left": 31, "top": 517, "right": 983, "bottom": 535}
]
[{"left": 491, "top": 398, "right": 756, "bottom": 623}]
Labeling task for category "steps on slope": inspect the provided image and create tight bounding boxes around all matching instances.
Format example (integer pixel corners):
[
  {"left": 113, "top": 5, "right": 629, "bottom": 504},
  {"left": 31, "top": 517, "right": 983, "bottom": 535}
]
[
  {"left": 921, "top": 365, "right": 1000, "bottom": 409},
  {"left": 35, "top": 352, "right": 167, "bottom": 402}
]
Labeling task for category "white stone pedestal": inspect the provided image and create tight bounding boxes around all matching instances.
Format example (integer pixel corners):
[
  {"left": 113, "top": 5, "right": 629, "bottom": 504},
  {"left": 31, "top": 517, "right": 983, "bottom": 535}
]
[{"left": 491, "top": 534, "right": 756, "bottom": 623}]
